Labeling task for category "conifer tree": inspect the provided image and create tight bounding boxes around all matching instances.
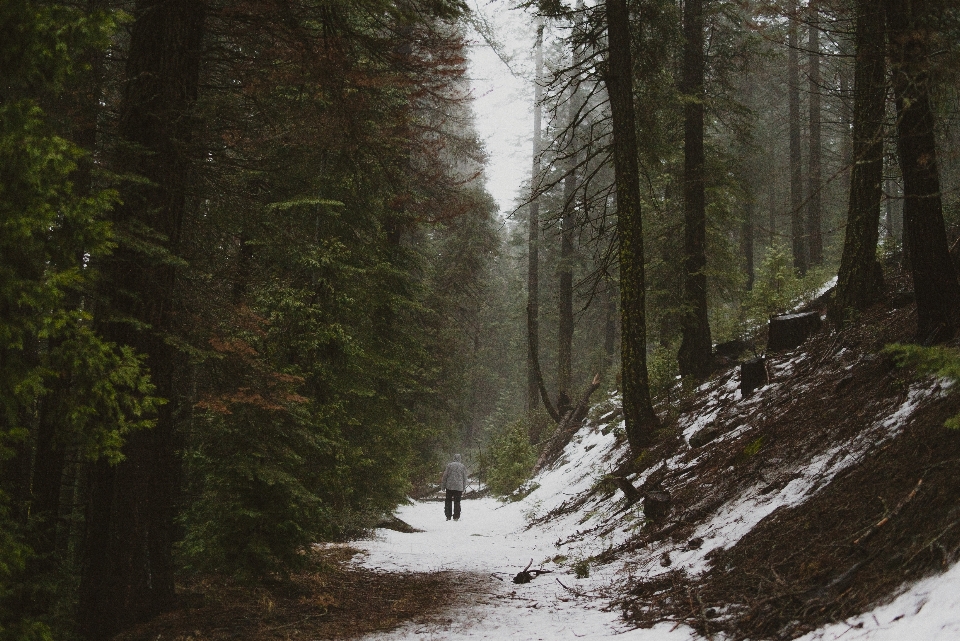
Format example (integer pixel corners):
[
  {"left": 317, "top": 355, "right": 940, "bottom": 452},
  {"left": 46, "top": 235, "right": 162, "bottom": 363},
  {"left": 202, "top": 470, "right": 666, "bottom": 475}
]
[{"left": 833, "top": 0, "right": 885, "bottom": 322}]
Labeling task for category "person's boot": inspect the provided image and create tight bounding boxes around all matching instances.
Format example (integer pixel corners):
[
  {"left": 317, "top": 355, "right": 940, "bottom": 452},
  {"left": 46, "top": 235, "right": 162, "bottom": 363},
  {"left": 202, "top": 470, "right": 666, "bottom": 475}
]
[{"left": 446, "top": 516, "right": 451, "bottom": 521}]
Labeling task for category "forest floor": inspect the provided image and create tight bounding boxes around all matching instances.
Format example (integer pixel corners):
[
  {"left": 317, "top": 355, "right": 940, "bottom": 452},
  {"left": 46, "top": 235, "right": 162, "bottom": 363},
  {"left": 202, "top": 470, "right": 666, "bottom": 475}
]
[
  {"left": 113, "top": 544, "right": 462, "bottom": 640},
  {"left": 117, "top": 271, "right": 960, "bottom": 640},
  {"left": 348, "top": 270, "right": 960, "bottom": 640}
]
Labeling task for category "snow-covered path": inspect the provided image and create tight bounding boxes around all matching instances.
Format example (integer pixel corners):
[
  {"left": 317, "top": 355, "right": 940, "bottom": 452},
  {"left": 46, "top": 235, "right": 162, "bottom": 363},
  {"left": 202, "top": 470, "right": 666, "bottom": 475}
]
[
  {"left": 354, "top": 496, "right": 695, "bottom": 641},
  {"left": 350, "top": 379, "right": 960, "bottom": 641}
]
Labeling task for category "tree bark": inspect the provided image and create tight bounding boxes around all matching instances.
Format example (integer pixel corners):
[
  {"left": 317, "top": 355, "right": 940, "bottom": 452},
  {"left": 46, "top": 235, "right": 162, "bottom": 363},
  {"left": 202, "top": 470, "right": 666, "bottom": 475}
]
[
  {"left": 885, "top": 0, "right": 960, "bottom": 342},
  {"left": 527, "top": 20, "right": 544, "bottom": 421},
  {"left": 605, "top": 0, "right": 660, "bottom": 454},
  {"left": 677, "top": 0, "right": 713, "bottom": 380},
  {"left": 79, "top": 1, "right": 206, "bottom": 637},
  {"left": 743, "top": 198, "right": 755, "bottom": 290},
  {"left": 558, "top": 73, "right": 578, "bottom": 418},
  {"left": 787, "top": 0, "right": 807, "bottom": 275},
  {"left": 832, "top": 0, "right": 885, "bottom": 323},
  {"left": 806, "top": 0, "right": 823, "bottom": 266},
  {"left": 604, "top": 285, "right": 617, "bottom": 369}
]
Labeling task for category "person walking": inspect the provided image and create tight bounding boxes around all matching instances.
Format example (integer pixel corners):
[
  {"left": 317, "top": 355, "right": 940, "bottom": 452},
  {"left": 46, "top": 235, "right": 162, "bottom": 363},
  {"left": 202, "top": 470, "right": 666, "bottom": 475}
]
[{"left": 441, "top": 454, "right": 468, "bottom": 521}]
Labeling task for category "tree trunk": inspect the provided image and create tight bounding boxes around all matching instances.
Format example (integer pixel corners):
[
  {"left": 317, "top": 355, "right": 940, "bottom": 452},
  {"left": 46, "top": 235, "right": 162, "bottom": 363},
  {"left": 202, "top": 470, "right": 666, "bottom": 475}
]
[
  {"left": 787, "top": 0, "right": 807, "bottom": 275},
  {"left": 806, "top": 0, "right": 823, "bottom": 266},
  {"left": 605, "top": 0, "right": 660, "bottom": 453},
  {"left": 558, "top": 76, "right": 577, "bottom": 418},
  {"left": 885, "top": 0, "right": 960, "bottom": 342},
  {"left": 768, "top": 185, "right": 776, "bottom": 248},
  {"left": 677, "top": 0, "right": 713, "bottom": 380},
  {"left": 31, "top": 396, "right": 66, "bottom": 560},
  {"left": 527, "top": 21, "right": 544, "bottom": 420},
  {"left": 832, "top": 0, "right": 885, "bottom": 323},
  {"left": 604, "top": 285, "right": 617, "bottom": 369},
  {"left": 885, "top": 174, "right": 895, "bottom": 239},
  {"left": 743, "top": 198, "right": 755, "bottom": 290},
  {"left": 79, "top": 1, "right": 205, "bottom": 637}
]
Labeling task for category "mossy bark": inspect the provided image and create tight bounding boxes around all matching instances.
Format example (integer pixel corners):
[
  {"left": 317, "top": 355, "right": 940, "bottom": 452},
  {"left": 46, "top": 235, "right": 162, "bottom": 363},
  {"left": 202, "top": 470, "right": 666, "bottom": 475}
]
[
  {"left": 787, "top": 0, "right": 807, "bottom": 275},
  {"left": 605, "top": 0, "right": 660, "bottom": 454},
  {"left": 885, "top": 0, "right": 960, "bottom": 343},
  {"left": 677, "top": 0, "right": 713, "bottom": 380},
  {"left": 832, "top": 0, "right": 885, "bottom": 324},
  {"left": 79, "top": 1, "right": 205, "bottom": 636}
]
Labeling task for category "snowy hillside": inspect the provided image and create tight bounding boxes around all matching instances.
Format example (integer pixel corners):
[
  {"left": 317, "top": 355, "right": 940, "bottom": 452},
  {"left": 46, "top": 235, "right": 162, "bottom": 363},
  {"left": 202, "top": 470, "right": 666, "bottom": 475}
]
[{"left": 358, "top": 299, "right": 960, "bottom": 640}]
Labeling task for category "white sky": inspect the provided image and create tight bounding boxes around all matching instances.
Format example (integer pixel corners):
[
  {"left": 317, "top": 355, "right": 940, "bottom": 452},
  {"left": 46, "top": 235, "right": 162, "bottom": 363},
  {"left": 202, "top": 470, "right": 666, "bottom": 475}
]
[{"left": 465, "top": 1, "right": 537, "bottom": 219}]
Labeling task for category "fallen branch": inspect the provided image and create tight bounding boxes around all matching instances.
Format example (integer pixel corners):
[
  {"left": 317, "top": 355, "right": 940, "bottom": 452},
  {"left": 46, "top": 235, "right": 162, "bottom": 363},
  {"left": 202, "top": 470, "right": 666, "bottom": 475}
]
[
  {"left": 853, "top": 478, "right": 923, "bottom": 546},
  {"left": 611, "top": 476, "right": 643, "bottom": 505},
  {"left": 533, "top": 373, "right": 602, "bottom": 473},
  {"left": 512, "top": 558, "right": 553, "bottom": 584}
]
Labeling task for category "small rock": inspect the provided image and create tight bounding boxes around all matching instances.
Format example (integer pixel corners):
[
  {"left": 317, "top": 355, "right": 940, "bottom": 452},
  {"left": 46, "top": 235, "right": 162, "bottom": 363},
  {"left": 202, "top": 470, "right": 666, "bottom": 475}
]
[
  {"left": 687, "top": 537, "right": 704, "bottom": 550},
  {"left": 660, "top": 552, "right": 672, "bottom": 567},
  {"left": 689, "top": 424, "right": 722, "bottom": 448},
  {"left": 643, "top": 490, "right": 672, "bottom": 521}
]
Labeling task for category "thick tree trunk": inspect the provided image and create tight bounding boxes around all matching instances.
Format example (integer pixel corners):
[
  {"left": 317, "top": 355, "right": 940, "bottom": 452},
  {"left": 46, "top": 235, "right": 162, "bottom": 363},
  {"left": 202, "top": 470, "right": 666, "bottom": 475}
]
[
  {"left": 79, "top": 1, "right": 205, "bottom": 637},
  {"left": 885, "top": 0, "right": 960, "bottom": 342},
  {"left": 787, "top": 0, "right": 807, "bottom": 275},
  {"left": 832, "top": 0, "right": 885, "bottom": 323},
  {"left": 604, "top": 286, "right": 617, "bottom": 369},
  {"left": 839, "top": 66, "right": 853, "bottom": 198},
  {"left": 807, "top": 0, "right": 823, "bottom": 266},
  {"left": 527, "top": 21, "right": 544, "bottom": 419},
  {"left": 605, "top": 0, "right": 660, "bottom": 453},
  {"left": 677, "top": 0, "right": 713, "bottom": 380}
]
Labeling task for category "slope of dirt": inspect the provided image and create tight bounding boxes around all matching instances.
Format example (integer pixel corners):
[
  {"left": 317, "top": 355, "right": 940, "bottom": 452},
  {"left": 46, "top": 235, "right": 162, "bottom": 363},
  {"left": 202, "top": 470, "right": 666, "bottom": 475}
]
[{"left": 609, "top": 277, "right": 960, "bottom": 639}]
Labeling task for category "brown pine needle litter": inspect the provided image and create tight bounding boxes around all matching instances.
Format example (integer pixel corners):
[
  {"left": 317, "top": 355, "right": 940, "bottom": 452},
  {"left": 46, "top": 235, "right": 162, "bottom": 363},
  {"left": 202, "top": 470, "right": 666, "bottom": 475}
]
[{"left": 113, "top": 545, "right": 465, "bottom": 641}]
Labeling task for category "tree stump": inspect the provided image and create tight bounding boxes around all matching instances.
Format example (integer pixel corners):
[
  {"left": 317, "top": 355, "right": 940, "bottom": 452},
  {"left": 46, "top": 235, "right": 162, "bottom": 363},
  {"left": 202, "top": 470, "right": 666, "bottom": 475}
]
[
  {"left": 643, "top": 490, "right": 671, "bottom": 521},
  {"left": 611, "top": 476, "right": 643, "bottom": 505},
  {"left": 767, "top": 311, "right": 821, "bottom": 352},
  {"left": 740, "top": 356, "right": 767, "bottom": 396}
]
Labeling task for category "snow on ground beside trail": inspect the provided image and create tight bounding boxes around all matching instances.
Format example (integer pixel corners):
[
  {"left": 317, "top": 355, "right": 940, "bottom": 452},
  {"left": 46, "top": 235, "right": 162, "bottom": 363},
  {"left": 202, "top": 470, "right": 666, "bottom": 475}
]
[
  {"left": 355, "top": 373, "right": 958, "bottom": 640},
  {"left": 355, "top": 494, "right": 697, "bottom": 640},
  {"left": 797, "top": 560, "right": 960, "bottom": 641}
]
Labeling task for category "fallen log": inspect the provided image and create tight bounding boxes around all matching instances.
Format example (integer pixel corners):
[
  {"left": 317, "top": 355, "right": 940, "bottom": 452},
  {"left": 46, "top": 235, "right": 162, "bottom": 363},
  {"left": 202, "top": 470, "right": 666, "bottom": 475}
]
[
  {"left": 533, "top": 373, "right": 602, "bottom": 474},
  {"left": 611, "top": 476, "right": 643, "bottom": 505}
]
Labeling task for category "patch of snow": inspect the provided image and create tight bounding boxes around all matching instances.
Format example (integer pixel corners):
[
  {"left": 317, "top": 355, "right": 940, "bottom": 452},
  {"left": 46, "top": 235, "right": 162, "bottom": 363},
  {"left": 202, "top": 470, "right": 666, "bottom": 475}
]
[
  {"left": 798, "top": 561, "right": 960, "bottom": 640},
  {"left": 354, "top": 350, "right": 954, "bottom": 640}
]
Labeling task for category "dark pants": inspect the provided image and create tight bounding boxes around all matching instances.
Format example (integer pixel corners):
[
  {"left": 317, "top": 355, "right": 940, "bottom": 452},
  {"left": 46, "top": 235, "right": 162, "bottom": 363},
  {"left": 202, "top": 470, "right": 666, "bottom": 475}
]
[{"left": 444, "top": 490, "right": 462, "bottom": 519}]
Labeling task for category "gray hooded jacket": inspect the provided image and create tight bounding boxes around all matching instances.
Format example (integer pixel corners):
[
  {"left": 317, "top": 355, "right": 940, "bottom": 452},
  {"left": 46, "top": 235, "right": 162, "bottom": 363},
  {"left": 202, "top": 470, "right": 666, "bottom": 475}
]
[{"left": 441, "top": 454, "right": 468, "bottom": 492}]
